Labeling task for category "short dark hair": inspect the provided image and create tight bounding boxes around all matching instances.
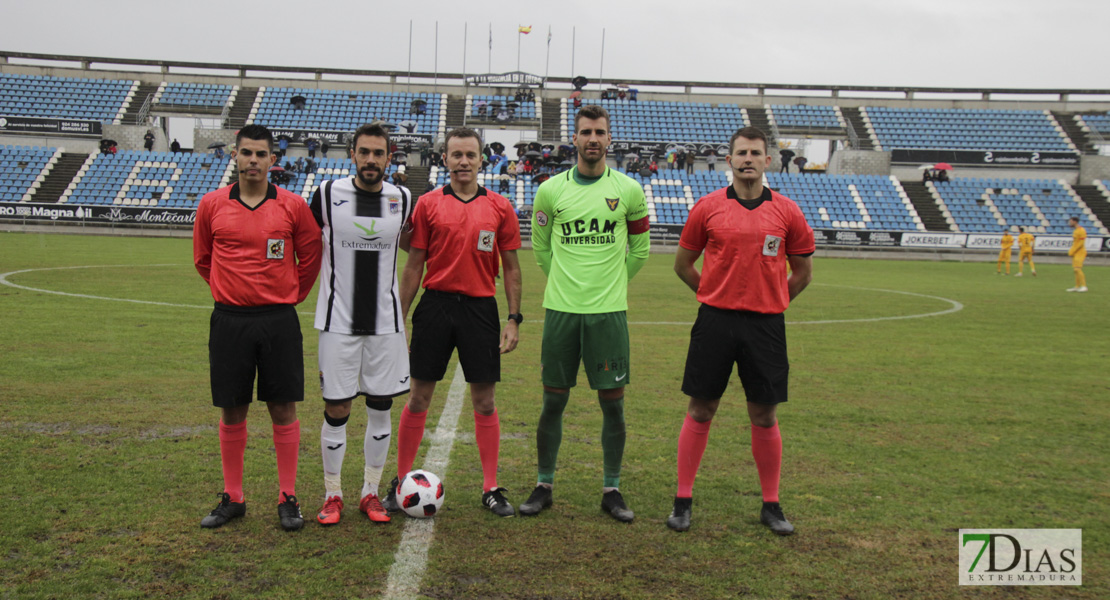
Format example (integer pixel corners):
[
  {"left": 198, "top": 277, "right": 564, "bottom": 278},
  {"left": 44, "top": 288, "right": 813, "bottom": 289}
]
[
  {"left": 444, "top": 127, "right": 483, "bottom": 153},
  {"left": 351, "top": 123, "right": 390, "bottom": 152},
  {"left": 729, "top": 126, "right": 769, "bottom": 153},
  {"left": 575, "top": 105, "right": 611, "bottom": 132},
  {"left": 236, "top": 124, "right": 273, "bottom": 150},
  {"left": 1068, "top": 216, "right": 1079, "bottom": 223},
  {"left": 1020, "top": 226, "right": 1026, "bottom": 232}
]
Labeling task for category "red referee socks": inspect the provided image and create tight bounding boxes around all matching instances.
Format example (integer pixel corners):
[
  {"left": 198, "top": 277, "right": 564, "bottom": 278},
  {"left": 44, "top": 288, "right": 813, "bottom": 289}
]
[
  {"left": 218, "top": 420, "right": 248, "bottom": 503},
  {"left": 396, "top": 405, "right": 427, "bottom": 479},
  {"left": 676, "top": 414, "right": 712, "bottom": 498},
  {"left": 474, "top": 410, "right": 501, "bottom": 492},
  {"left": 751, "top": 423, "right": 782, "bottom": 503},
  {"left": 272, "top": 420, "right": 300, "bottom": 503}
]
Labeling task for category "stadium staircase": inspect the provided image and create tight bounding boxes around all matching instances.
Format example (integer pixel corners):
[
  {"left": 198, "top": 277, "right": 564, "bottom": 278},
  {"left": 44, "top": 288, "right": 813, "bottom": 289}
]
[
  {"left": 405, "top": 164, "right": 430, "bottom": 195},
  {"left": 745, "top": 107, "right": 778, "bottom": 149},
  {"left": 1073, "top": 184, "right": 1110, "bottom": 227},
  {"left": 839, "top": 107, "right": 876, "bottom": 150},
  {"left": 32, "top": 152, "right": 88, "bottom": 204},
  {"left": 226, "top": 87, "right": 259, "bottom": 129},
  {"left": 123, "top": 82, "right": 162, "bottom": 124},
  {"left": 540, "top": 98, "right": 562, "bottom": 141},
  {"left": 445, "top": 96, "right": 466, "bottom": 130},
  {"left": 1051, "top": 111, "right": 1097, "bottom": 155},
  {"left": 901, "top": 181, "right": 950, "bottom": 231}
]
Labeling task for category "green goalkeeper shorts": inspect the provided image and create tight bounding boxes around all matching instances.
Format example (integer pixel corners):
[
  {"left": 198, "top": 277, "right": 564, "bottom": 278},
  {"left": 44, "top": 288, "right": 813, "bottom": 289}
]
[{"left": 541, "top": 309, "right": 630, "bottom": 390}]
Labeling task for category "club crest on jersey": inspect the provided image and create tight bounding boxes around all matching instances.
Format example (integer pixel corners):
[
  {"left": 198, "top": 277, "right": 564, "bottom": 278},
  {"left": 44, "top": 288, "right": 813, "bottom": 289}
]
[
  {"left": 763, "top": 235, "right": 782, "bottom": 257},
  {"left": 389, "top": 199, "right": 400, "bottom": 214},
  {"left": 267, "top": 238, "right": 285, "bottom": 259},
  {"left": 606, "top": 197, "right": 620, "bottom": 211},
  {"left": 478, "top": 230, "right": 495, "bottom": 252}
]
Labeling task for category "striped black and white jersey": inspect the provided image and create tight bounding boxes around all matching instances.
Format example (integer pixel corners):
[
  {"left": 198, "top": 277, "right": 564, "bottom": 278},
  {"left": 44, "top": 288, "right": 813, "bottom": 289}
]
[{"left": 310, "top": 177, "right": 413, "bottom": 335}]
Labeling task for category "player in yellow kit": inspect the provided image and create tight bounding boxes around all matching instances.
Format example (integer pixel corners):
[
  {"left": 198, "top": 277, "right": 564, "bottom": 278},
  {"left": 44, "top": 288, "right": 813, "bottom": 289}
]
[
  {"left": 1015, "top": 227, "right": 1036, "bottom": 277},
  {"left": 1067, "top": 217, "right": 1088, "bottom": 292},
  {"left": 997, "top": 229, "right": 1013, "bottom": 275}
]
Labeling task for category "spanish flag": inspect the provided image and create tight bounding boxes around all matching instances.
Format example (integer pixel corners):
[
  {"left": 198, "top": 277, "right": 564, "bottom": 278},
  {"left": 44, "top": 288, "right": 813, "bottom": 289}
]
[{"left": 518, "top": 25, "right": 532, "bottom": 34}]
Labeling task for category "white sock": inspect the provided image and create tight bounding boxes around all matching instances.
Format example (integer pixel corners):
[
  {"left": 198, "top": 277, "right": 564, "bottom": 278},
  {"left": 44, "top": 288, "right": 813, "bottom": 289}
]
[
  {"left": 321, "top": 417, "right": 347, "bottom": 499},
  {"left": 362, "top": 405, "right": 392, "bottom": 498}
]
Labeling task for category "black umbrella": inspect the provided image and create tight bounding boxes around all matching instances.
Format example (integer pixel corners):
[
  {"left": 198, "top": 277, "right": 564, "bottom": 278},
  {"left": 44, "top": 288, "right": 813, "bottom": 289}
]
[
  {"left": 290, "top": 95, "right": 306, "bottom": 108},
  {"left": 532, "top": 173, "right": 551, "bottom": 185},
  {"left": 379, "top": 122, "right": 397, "bottom": 131},
  {"left": 524, "top": 150, "right": 542, "bottom": 159},
  {"left": 544, "top": 155, "right": 561, "bottom": 164},
  {"left": 513, "top": 141, "right": 529, "bottom": 148},
  {"left": 542, "top": 144, "right": 555, "bottom": 151},
  {"left": 528, "top": 142, "right": 542, "bottom": 152},
  {"left": 207, "top": 142, "right": 226, "bottom": 149},
  {"left": 559, "top": 160, "right": 574, "bottom": 167},
  {"left": 490, "top": 142, "right": 505, "bottom": 154},
  {"left": 571, "top": 75, "right": 589, "bottom": 90}
]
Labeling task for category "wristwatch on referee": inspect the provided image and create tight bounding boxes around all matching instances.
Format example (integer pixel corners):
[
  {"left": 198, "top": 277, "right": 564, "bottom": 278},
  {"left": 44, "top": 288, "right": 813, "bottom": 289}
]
[{"left": 507, "top": 313, "right": 523, "bottom": 324}]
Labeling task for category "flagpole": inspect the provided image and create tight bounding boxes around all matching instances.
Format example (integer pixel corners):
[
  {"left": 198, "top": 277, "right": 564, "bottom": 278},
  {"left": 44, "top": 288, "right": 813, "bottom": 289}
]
[
  {"left": 488, "top": 23, "right": 492, "bottom": 73},
  {"left": 517, "top": 29, "right": 522, "bottom": 72},
  {"left": 462, "top": 22, "right": 468, "bottom": 87},
  {"left": 407, "top": 20, "right": 413, "bottom": 92},
  {"left": 434, "top": 21, "right": 439, "bottom": 93},
  {"left": 571, "top": 26, "right": 576, "bottom": 79},
  {"left": 599, "top": 28, "right": 606, "bottom": 89},
  {"left": 544, "top": 26, "right": 551, "bottom": 86}
]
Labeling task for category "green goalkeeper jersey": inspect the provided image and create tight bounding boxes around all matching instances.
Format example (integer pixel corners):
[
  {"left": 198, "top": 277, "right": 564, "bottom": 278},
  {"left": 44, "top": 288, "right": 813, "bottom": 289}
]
[{"left": 531, "top": 167, "right": 651, "bottom": 313}]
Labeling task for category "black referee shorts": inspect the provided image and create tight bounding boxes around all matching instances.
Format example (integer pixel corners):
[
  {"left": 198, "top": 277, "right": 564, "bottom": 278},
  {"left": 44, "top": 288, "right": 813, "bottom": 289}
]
[
  {"left": 409, "top": 289, "right": 500, "bottom": 384},
  {"left": 209, "top": 303, "right": 305, "bottom": 408},
  {"left": 681, "top": 304, "right": 789, "bottom": 405}
]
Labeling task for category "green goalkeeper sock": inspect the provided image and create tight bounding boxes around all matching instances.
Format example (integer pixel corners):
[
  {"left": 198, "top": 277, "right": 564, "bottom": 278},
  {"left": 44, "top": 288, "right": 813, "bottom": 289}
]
[
  {"left": 536, "top": 390, "right": 570, "bottom": 484},
  {"left": 599, "top": 396, "right": 626, "bottom": 489}
]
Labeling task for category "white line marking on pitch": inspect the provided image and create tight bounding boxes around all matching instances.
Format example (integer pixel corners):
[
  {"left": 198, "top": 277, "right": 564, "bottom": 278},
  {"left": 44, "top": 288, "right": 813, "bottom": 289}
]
[
  {"left": 629, "top": 283, "right": 964, "bottom": 326},
  {"left": 2, "top": 267, "right": 964, "bottom": 326},
  {"left": 383, "top": 362, "right": 466, "bottom": 600}
]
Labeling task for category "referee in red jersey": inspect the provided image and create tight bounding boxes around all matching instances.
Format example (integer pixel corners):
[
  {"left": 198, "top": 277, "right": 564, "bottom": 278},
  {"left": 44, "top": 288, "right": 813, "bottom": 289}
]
[
  {"left": 193, "top": 124, "right": 322, "bottom": 531},
  {"left": 383, "top": 127, "right": 523, "bottom": 517},
  {"left": 666, "top": 127, "right": 814, "bottom": 534}
]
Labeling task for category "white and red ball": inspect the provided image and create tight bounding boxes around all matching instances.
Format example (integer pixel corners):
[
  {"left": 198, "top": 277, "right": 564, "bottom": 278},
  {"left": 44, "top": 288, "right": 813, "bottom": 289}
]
[{"left": 398, "top": 469, "right": 445, "bottom": 518}]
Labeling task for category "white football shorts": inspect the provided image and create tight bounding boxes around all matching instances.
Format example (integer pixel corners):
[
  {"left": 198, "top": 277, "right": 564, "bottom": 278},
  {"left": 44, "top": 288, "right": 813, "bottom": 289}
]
[{"left": 317, "top": 330, "right": 410, "bottom": 401}]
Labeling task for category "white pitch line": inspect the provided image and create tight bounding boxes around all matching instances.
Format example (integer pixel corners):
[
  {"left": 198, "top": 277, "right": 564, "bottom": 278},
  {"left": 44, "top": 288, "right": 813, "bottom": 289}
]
[
  {"left": 383, "top": 362, "right": 467, "bottom": 600},
  {"left": 629, "top": 283, "right": 964, "bottom": 326}
]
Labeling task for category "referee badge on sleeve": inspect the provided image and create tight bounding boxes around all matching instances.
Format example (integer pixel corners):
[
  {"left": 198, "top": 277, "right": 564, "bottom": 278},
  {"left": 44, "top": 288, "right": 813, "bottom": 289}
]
[
  {"left": 763, "top": 235, "right": 782, "bottom": 257},
  {"left": 267, "top": 239, "right": 286, "bottom": 259},
  {"left": 478, "top": 230, "right": 495, "bottom": 252}
]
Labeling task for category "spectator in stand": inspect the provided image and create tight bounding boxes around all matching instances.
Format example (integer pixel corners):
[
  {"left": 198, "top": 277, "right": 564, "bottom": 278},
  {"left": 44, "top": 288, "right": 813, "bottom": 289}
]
[
  {"left": 321, "top": 141, "right": 330, "bottom": 158},
  {"left": 686, "top": 150, "right": 696, "bottom": 174},
  {"left": 170, "top": 139, "right": 182, "bottom": 153},
  {"left": 573, "top": 96, "right": 582, "bottom": 109},
  {"left": 779, "top": 148, "right": 795, "bottom": 174},
  {"left": 675, "top": 149, "right": 686, "bottom": 171},
  {"left": 277, "top": 135, "right": 290, "bottom": 159},
  {"left": 144, "top": 130, "right": 155, "bottom": 151},
  {"left": 306, "top": 139, "right": 319, "bottom": 158},
  {"left": 649, "top": 159, "right": 659, "bottom": 174},
  {"left": 420, "top": 146, "right": 430, "bottom": 167},
  {"left": 523, "top": 160, "right": 533, "bottom": 175},
  {"left": 212, "top": 145, "right": 222, "bottom": 160},
  {"left": 293, "top": 156, "right": 305, "bottom": 174},
  {"left": 793, "top": 156, "right": 807, "bottom": 173},
  {"left": 305, "top": 157, "right": 316, "bottom": 174},
  {"left": 614, "top": 150, "right": 624, "bottom": 171},
  {"left": 706, "top": 153, "right": 717, "bottom": 171},
  {"left": 666, "top": 149, "right": 675, "bottom": 171},
  {"left": 508, "top": 161, "right": 517, "bottom": 177}
]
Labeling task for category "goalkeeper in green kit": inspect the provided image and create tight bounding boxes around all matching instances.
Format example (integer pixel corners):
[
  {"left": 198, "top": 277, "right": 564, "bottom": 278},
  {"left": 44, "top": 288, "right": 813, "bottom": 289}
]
[{"left": 520, "top": 105, "right": 651, "bottom": 522}]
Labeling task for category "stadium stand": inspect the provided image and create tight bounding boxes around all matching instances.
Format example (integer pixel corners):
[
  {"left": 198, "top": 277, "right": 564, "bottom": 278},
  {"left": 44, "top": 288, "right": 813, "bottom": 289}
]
[
  {"left": 60, "top": 151, "right": 232, "bottom": 208},
  {"left": 767, "top": 173, "right": 924, "bottom": 231},
  {"left": 767, "top": 105, "right": 845, "bottom": 130},
  {"left": 468, "top": 95, "right": 539, "bottom": 120},
  {"left": 429, "top": 165, "right": 539, "bottom": 214},
  {"left": 0, "top": 74, "right": 136, "bottom": 123},
  {"left": 561, "top": 99, "right": 747, "bottom": 144},
  {"left": 154, "top": 82, "right": 237, "bottom": 109},
  {"left": 929, "top": 177, "right": 1107, "bottom": 234},
  {"left": 0, "top": 145, "right": 59, "bottom": 202},
  {"left": 1076, "top": 112, "right": 1110, "bottom": 137},
  {"left": 276, "top": 157, "right": 351, "bottom": 200},
  {"left": 864, "top": 107, "right": 1075, "bottom": 152},
  {"left": 250, "top": 88, "right": 446, "bottom": 136}
]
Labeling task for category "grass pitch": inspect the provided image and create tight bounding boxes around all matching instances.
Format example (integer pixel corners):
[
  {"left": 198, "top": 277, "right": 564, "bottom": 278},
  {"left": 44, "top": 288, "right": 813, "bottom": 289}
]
[{"left": 0, "top": 231, "right": 1106, "bottom": 599}]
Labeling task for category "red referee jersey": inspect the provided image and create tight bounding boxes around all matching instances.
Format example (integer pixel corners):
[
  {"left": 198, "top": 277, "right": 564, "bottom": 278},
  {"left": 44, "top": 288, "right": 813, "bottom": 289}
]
[
  {"left": 679, "top": 185, "right": 814, "bottom": 314},
  {"left": 193, "top": 182, "right": 322, "bottom": 306},
  {"left": 410, "top": 184, "right": 521, "bottom": 298}
]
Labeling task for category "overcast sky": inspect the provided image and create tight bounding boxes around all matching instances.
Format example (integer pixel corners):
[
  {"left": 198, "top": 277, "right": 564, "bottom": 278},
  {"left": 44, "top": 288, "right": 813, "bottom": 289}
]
[{"left": 6, "top": 0, "right": 1109, "bottom": 91}]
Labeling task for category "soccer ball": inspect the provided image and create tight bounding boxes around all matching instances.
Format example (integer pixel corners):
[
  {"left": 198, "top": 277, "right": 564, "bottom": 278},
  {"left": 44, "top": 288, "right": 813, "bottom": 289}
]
[{"left": 398, "top": 470, "right": 445, "bottom": 518}]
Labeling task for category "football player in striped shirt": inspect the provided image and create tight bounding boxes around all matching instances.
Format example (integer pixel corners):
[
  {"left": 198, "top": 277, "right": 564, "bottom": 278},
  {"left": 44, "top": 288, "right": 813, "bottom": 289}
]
[{"left": 311, "top": 124, "right": 415, "bottom": 526}]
